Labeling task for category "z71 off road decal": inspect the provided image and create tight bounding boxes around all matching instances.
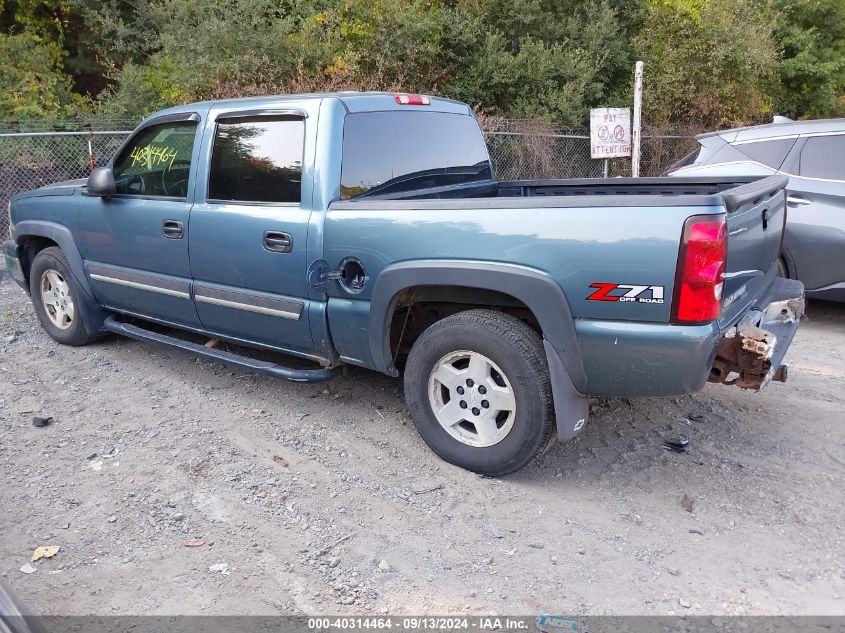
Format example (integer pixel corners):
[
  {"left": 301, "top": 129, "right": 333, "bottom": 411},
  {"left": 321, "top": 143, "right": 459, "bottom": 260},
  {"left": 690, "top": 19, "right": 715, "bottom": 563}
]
[{"left": 587, "top": 283, "right": 665, "bottom": 304}]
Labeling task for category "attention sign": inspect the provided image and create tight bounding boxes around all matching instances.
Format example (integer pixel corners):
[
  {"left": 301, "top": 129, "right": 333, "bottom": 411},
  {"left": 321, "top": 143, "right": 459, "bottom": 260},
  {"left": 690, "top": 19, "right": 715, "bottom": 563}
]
[{"left": 590, "top": 108, "right": 631, "bottom": 159}]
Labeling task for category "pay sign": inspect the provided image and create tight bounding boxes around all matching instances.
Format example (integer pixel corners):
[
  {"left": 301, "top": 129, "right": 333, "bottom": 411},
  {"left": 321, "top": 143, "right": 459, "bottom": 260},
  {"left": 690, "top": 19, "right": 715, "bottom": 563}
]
[{"left": 590, "top": 108, "right": 631, "bottom": 159}]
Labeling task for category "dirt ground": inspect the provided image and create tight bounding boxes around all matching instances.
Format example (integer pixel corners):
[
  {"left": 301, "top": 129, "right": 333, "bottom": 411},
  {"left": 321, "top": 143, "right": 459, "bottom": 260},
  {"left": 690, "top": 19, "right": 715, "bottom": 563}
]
[{"left": 1, "top": 267, "right": 843, "bottom": 616}]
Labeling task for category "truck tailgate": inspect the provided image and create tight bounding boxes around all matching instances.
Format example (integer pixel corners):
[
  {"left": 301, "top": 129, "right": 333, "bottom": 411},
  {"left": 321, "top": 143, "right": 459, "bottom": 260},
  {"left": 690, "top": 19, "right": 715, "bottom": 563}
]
[{"left": 720, "top": 175, "right": 789, "bottom": 326}]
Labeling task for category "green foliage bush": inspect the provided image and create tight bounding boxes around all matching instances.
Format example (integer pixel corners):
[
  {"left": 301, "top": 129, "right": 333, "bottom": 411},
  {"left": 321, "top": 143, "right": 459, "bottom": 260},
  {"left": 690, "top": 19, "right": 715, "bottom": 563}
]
[
  {"left": 0, "top": 30, "right": 86, "bottom": 118},
  {"left": 1, "top": 0, "right": 843, "bottom": 128},
  {"left": 636, "top": 0, "right": 779, "bottom": 127}
]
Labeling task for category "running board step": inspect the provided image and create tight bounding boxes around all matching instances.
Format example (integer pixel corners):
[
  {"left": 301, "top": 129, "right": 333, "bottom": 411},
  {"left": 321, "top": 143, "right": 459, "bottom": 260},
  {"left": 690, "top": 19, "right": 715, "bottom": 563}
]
[{"left": 103, "top": 316, "right": 337, "bottom": 383}]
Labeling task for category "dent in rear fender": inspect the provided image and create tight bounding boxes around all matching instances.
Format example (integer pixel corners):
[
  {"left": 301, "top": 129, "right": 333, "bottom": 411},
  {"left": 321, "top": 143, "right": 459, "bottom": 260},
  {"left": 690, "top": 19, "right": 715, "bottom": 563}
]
[
  {"left": 365, "top": 260, "right": 587, "bottom": 391},
  {"left": 307, "top": 300, "right": 340, "bottom": 366},
  {"left": 575, "top": 319, "right": 718, "bottom": 397},
  {"left": 327, "top": 297, "right": 374, "bottom": 368}
]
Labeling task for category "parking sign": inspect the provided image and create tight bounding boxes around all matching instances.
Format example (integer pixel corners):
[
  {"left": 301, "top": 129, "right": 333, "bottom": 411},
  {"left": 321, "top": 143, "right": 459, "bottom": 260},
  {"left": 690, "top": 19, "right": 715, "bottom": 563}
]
[{"left": 590, "top": 108, "right": 631, "bottom": 159}]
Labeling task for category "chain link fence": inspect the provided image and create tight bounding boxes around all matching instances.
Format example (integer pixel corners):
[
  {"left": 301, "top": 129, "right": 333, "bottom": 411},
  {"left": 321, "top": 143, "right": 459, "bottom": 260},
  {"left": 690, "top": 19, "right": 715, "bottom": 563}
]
[
  {"left": 483, "top": 119, "right": 698, "bottom": 180},
  {"left": 0, "top": 130, "right": 131, "bottom": 241},
  {"left": 0, "top": 121, "right": 699, "bottom": 243},
  {"left": 486, "top": 132, "right": 698, "bottom": 180}
]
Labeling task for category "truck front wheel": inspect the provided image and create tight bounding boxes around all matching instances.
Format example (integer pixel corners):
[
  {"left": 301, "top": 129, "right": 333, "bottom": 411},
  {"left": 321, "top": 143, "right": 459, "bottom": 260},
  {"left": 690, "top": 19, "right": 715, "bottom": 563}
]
[
  {"left": 403, "top": 309, "right": 555, "bottom": 476},
  {"left": 29, "top": 247, "right": 94, "bottom": 347}
]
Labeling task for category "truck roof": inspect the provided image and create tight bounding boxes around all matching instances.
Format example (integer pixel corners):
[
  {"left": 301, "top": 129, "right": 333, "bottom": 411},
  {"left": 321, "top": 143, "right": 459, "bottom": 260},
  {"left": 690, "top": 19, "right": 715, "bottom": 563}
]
[
  {"left": 698, "top": 118, "right": 845, "bottom": 143},
  {"left": 142, "top": 92, "right": 472, "bottom": 123}
]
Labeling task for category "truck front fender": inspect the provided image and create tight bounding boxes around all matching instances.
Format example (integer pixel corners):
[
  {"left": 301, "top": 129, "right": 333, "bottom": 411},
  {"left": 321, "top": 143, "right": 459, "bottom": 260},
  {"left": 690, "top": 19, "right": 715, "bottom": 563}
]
[
  {"left": 368, "top": 260, "right": 589, "bottom": 441},
  {"left": 13, "top": 220, "right": 108, "bottom": 334}
]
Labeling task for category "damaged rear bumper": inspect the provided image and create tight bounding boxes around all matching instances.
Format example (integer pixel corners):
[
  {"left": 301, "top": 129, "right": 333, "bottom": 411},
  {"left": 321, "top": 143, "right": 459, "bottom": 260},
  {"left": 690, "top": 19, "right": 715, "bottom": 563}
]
[{"left": 709, "top": 277, "right": 805, "bottom": 390}]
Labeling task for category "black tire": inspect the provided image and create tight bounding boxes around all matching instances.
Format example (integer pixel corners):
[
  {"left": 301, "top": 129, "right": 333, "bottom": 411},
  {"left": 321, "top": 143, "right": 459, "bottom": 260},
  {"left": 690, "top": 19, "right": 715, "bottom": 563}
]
[
  {"left": 403, "top": 309, "right": 555, "bottom": 476},
  {"left": 777, "top": 257, "right": 789, "bottom": 278},
  {"left": 29, "top": 247, "right": 94, "bottom": 346}
]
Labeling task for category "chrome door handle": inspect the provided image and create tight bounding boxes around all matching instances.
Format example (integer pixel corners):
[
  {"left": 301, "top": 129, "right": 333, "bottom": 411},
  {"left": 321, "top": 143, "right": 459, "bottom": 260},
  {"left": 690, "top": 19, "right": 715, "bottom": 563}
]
[
  {"left": 162, "top": 220, "right": 184, "bottom": 239},
  {"left": 263, "top": 231, "right": 293, "bottom": 253}
]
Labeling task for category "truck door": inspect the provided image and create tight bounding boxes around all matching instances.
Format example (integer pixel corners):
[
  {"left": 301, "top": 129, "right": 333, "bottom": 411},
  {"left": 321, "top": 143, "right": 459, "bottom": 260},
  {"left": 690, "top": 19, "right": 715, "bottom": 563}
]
[
  {"left": 77, "top": 114, "right": 203, "bottom": 327},
  {"left": 187, "top": 113, "right": 317, "bottom": 360}
]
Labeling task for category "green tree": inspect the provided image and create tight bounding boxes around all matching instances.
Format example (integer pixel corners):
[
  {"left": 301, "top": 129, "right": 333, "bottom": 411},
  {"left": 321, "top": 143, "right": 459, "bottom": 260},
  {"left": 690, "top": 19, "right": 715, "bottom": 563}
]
[
  {"left": 447, "top": 0, "right": 633, "bottom": 126},
  {"left": 0, "top": 30, "right": 83, "bottom": 118},
  {"left": 635, "top": 0, "right": 778, "bottom": 128},
  {"left": 88, "top": 0, "right": 638, "bottom": 126},
  {"left": 0, "top": 0, "right": 94, "bottom": 118},
  {"left": 4, "top": 0, "right": 845, "bottom": 129},
  {"left": 773, "top": 0, "right": 845, "bottom": 119}
]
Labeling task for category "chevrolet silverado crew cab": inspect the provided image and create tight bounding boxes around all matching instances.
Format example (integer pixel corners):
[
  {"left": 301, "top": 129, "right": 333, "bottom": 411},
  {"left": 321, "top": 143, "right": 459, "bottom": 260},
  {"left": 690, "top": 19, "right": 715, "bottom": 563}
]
[{"left": 4, "top": 92, "right": 805, "bottom": 476}]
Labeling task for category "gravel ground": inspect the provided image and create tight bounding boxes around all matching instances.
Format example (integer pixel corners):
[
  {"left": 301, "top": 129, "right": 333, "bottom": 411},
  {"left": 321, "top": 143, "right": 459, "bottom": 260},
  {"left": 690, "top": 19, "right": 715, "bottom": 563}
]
[{"left": 1, "top": 268, "right": 843, "bottom": 616}]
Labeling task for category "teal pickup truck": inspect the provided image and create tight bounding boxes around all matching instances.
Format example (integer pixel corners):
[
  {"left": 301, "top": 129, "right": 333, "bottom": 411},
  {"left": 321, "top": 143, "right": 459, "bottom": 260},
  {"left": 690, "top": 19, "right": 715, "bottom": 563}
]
[{"left": 4, "top": 92, "right": 805, "bottom": 475}]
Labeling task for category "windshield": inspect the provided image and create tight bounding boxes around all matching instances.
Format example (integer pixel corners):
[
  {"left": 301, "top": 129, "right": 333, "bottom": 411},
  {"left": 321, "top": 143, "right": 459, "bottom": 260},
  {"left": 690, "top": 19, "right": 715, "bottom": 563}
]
[{"left": 340, "top": 111, "right": 493, "bottom": 199}]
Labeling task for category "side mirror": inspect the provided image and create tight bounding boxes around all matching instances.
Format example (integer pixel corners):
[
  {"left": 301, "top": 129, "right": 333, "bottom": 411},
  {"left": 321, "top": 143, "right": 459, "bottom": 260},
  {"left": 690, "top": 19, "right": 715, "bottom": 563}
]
[{"left": 86, "top": 167, "right": 116, "bottom": 198}]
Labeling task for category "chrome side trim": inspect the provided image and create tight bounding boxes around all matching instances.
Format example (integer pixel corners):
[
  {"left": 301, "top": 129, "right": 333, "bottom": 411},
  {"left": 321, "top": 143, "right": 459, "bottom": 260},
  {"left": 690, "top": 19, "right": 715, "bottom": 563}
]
[
  {"left": 786, "top": 195, "right": 811, "bottom": 206},
  {"left": 733, "top": 134, "right": 799, "bottom": 145},
  {"left": 798, "top": 131, "right": 845, "bottom": 139},
  {"left": 89, "top": 273, "right": 190, "bottom": 299},
  {"left": 785, "top": 173, "right": 845, "bottom": 184},
  {"left": 106, "top": 306, "right": 324, "bottom": 361},
  {"left": 723, "top": 269, "right": 764, "bottom": 280},
  {"left": 194, "top": 294, "right": 301, "bottom": 320},
  {"left": 676, "top": 159, "right": 845, "bottom": 184}
]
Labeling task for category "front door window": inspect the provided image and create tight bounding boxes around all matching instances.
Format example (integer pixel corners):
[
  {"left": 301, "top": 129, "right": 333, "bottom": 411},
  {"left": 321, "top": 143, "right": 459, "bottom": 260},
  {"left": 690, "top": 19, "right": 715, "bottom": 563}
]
[{"left": 112, "top": 121, "right": 198, "bottom": 198}]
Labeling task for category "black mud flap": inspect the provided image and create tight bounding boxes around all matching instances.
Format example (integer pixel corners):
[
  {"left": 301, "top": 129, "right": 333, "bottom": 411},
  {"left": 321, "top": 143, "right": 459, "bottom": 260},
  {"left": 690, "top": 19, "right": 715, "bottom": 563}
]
[{"left": 544, "top": 340, "right": 590, "bottom": 441}]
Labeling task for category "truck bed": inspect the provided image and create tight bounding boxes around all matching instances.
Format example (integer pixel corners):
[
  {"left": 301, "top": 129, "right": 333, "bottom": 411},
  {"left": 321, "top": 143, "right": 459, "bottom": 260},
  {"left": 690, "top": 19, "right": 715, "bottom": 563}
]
[
  {"left": 328, "top": 173, "right": 788, "bottom": 337},
  {"left": 367, "top": 175, "right": 787, "bottom": 215},
  {"left": 496, "top": 176, "right": 781, "bottom": 208}
]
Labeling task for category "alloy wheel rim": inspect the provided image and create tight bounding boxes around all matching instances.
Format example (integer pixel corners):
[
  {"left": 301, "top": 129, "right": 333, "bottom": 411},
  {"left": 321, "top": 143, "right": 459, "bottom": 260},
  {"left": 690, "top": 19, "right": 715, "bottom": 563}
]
[
  {"left": 428, "top": 350, "right": 517, "bottom": 447},
  {"left": 40, "top": 269, "right": 74, "bottom": 330}
]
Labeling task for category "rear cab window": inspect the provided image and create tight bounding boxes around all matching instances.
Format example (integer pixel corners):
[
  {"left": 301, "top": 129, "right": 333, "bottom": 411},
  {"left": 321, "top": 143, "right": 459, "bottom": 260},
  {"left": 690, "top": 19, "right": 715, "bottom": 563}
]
[{"left": 340, "top": 111, "right": 492, "bottom": 199}]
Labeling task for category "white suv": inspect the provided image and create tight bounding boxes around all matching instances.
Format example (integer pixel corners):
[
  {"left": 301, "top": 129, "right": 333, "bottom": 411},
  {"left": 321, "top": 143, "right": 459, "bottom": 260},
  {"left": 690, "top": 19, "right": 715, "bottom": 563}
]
[{"left": 666, "top": 118, "right": 845, "bottom": 302}]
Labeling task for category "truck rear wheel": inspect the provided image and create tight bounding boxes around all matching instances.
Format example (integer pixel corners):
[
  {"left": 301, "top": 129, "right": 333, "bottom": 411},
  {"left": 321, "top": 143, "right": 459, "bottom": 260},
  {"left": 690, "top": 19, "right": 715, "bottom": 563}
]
[
  {"left": 403, "top": 309, "right": 555, "bottom": 476},
  {"left": 29, "top": 247, "right": 94, "bottom": 347}
]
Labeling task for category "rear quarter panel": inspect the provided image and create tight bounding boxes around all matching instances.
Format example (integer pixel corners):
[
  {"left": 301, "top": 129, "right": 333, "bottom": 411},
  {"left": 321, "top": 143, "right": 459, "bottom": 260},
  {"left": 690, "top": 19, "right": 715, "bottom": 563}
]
[
  {"left": 322, "top": 201, "right": 725, "bottom": 322},
  {"left": 322, "top": 200, "right": 726, "bottom": 396}
]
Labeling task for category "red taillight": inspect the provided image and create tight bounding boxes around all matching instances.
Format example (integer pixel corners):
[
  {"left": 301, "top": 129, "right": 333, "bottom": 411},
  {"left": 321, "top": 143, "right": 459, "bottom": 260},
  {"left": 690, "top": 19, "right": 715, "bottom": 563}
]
[
  {"left": 671, "top": 215, "right": 727, "bottom": 323},
  {"left": 395, "top": 94, "right": 431, "bottom": 106}
]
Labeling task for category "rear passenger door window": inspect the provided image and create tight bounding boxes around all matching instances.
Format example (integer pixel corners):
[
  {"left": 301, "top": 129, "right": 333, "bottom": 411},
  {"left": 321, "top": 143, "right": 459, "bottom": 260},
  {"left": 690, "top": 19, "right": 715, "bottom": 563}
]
[
  {"left": 735, "top": 138, "right": 796, "bottom": 169},
  {"left": 798, "top": 135, "right": 845, "bottom": 180},
  {"left": 112, "top": 121, "right": 198, "bottom": 198},
  {"left": 208, "top": 116, "right": 305, "bottom": 203}
]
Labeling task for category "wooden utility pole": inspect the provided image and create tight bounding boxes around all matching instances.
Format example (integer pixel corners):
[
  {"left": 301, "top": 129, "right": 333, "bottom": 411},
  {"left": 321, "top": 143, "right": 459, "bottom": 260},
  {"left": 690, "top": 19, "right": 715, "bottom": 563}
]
[{"left": 632, "top": 61, "right": 644, "bottom": 177}]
